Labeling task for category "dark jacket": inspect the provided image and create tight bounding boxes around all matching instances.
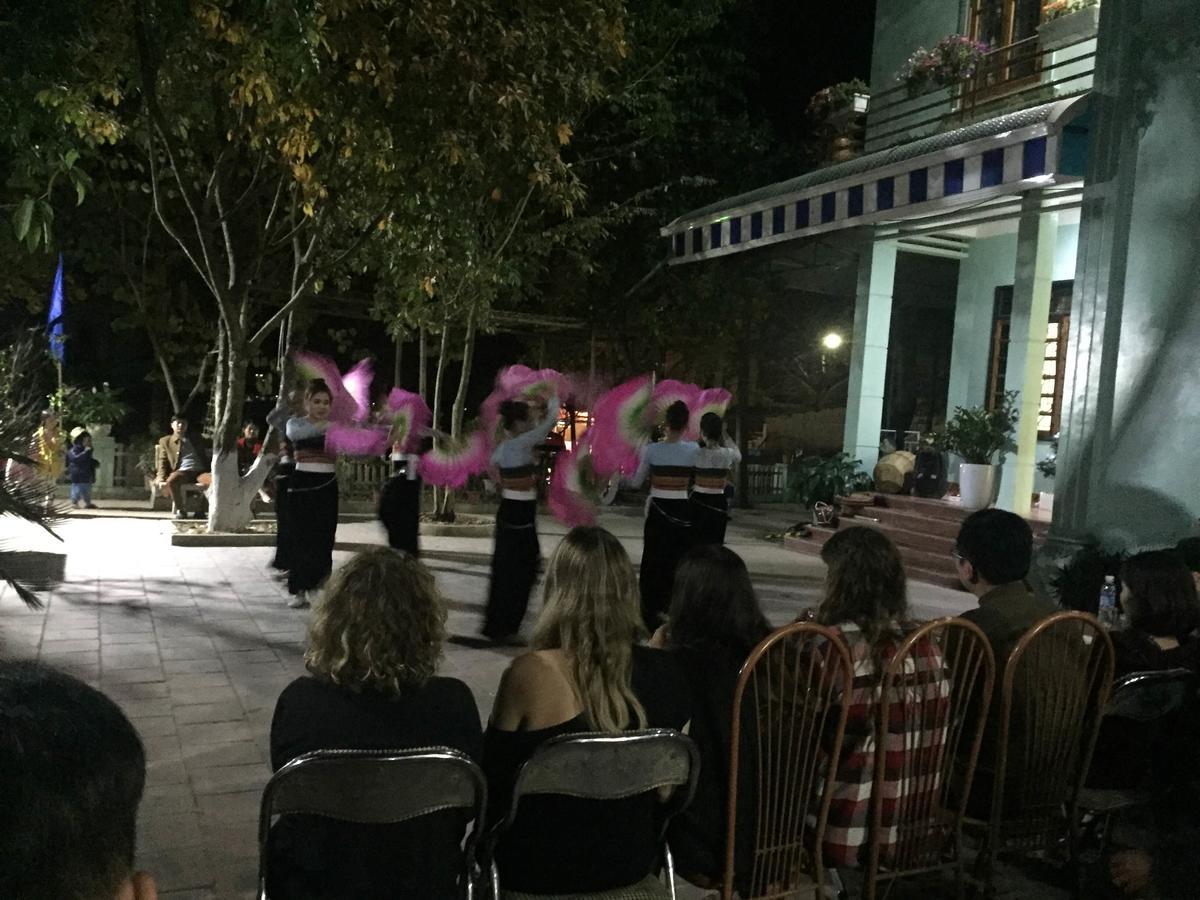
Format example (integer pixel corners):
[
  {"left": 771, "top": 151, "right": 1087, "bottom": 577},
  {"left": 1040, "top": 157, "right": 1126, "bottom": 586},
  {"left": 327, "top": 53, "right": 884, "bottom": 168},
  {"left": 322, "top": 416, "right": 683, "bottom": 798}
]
[{"left": 66, "top": 444, "right": 99, "bottom": 484}]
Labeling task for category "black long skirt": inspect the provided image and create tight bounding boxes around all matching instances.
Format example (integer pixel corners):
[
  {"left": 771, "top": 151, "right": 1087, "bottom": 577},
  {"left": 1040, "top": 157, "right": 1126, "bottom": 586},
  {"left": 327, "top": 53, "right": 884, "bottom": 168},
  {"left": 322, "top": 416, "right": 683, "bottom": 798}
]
[
  {"left": 287, "top": 471, "right": 339, "bottom": 595},
  {"left": 271, "top": 464, "right": 295, "bottom": 571},
  {"left": 379, "top": 474, "right": 421, "bottom": 556},
  {"left": 483, "top": 498, "right": 540, "bottom": 638},
  {"left": 639, "top": 498, "right": 694, "bottom": 631},
  {"left": 690, "top": 492, "right": 729, "bottom": 547}
]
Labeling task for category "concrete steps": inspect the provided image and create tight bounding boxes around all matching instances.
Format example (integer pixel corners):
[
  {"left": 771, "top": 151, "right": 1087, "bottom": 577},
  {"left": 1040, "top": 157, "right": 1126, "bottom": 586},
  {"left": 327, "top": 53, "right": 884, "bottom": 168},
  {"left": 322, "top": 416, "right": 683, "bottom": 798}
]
[{"left": 783, "top": 493, "right": 1049, "bottom": 593}]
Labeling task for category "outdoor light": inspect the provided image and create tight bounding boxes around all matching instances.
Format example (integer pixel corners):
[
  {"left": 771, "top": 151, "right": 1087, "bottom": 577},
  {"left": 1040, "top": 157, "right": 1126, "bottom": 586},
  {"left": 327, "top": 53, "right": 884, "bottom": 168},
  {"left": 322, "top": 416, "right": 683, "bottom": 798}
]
[{"left": 821, "top": 332, "right": 844, "bottom": 351}]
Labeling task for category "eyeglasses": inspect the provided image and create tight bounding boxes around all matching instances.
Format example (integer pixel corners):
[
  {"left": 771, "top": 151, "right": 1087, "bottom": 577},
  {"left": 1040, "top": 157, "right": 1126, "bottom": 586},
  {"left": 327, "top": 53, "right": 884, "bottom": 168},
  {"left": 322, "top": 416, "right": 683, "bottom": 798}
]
[{"left": 951, "top": 551, "right": 969, "bottom": 563}]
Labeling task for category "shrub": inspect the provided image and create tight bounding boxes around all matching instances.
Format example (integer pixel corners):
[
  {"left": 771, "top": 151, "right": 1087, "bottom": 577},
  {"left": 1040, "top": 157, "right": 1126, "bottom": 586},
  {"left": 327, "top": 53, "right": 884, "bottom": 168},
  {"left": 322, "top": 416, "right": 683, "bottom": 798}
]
[{"left": 785, "top": 452, "right": 873, "bottom": 508}]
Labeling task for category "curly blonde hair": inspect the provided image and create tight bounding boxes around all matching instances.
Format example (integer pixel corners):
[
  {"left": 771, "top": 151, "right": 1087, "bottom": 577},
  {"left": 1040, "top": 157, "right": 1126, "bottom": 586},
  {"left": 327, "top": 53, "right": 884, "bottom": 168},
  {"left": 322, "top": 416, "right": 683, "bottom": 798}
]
[
  {"left": 306, "top": 548, "right": 446, "bottom": 696},
  {"left": 532, "top": 526, "right": 647, "bottom": 733}
]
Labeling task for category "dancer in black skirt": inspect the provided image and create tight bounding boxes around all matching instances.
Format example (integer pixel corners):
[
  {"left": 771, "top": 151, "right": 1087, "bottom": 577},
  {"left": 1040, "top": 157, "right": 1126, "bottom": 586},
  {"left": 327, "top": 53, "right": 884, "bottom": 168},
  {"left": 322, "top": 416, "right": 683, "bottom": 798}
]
[
  {"left": 378, "top": 437, "right": 426, "bottom": 556},
  {"left": 481, "top": 393, "right": 559, "bottom": 641},
  {"left": 630, "top": 400, "right": 699, "bottom": 631},
  {"left": 284, "top": 380, "right": 339, "bottom": 609},
  {"left": 690, "top": 412, "right": 741, "bottom": 547},
  {"left": 269, "top": 436, "right": 295, "bottom": 577}
]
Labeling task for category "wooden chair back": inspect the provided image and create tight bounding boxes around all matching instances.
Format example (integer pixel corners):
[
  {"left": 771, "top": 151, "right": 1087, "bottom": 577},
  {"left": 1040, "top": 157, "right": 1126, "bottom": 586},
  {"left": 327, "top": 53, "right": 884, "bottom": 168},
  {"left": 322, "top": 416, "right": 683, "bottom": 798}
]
[
  {"left": 988, "top": 612, "right": 1114, "bottom": 860},
  {"left": 864, "top": 617, "right": 995, "bottom": 899},
  {"left": 722, "top": 622, "right": 854, "bottom": 900}
]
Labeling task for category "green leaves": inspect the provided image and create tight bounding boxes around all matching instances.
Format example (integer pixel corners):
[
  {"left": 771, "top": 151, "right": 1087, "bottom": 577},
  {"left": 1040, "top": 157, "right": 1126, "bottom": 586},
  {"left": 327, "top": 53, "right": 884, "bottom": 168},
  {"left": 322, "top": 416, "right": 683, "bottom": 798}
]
[
  {"left": 936, "top": 391, "right": 1020, "bottom": 465},
  {"left": 12, "top": 199, "right": 34, "bottom": 242}
]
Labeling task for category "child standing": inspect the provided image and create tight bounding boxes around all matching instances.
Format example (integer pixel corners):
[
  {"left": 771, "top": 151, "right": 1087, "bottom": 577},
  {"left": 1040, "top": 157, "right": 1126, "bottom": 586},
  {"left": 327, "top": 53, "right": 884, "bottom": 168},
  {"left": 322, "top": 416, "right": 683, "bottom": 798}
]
[{"left": 66, "top": 428, "right": 99, "bottom": 509}]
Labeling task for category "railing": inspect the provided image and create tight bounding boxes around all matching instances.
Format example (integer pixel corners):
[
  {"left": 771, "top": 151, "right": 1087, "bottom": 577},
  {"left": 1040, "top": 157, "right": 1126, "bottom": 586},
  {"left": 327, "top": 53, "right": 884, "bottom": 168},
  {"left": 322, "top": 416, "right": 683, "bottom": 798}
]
[
  {"left": 746, "top": 463, "right": 788, "bottom": 502},
  {"left": 865, "top": 30, "right": 1096, "bottom": 154},
  {"left": 111, "top": 446, "right": 141, "bottom": 488},
  {"left": 338, "top": 457, "right": 391, "bottom": 500}
]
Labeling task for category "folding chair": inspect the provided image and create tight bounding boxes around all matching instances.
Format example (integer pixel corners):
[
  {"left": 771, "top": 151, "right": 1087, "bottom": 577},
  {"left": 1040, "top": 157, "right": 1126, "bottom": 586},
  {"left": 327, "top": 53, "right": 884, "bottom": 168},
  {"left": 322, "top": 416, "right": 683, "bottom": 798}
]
[
  {"left": 257, "top": 747, "right": 488, "bottom": 900},
  {"left": 722, "top": 622, "right": 855, "bottom": 900},
  {"left": 492, "top": 728, "right": 700, "bottom": 899},
  {"left": 1078, "top": 667, "right": 1198, "bottom": 853},
  {"left": 864, "top": 617, "right": 995, "bottom": 899}
]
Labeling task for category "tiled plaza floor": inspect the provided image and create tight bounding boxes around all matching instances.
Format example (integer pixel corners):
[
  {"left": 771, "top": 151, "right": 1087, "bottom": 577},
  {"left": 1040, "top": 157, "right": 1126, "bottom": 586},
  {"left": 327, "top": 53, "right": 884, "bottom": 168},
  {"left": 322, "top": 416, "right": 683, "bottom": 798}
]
[{"left": 0, "top": 513, "right": 1075, "bottom": 899}]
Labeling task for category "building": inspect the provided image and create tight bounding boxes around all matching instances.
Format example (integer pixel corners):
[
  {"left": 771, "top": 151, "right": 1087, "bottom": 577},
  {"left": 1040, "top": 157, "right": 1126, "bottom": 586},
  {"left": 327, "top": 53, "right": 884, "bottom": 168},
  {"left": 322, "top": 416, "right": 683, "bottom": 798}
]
[{"left": 660, "top": 0, "right": 1200, "bottom": 551}]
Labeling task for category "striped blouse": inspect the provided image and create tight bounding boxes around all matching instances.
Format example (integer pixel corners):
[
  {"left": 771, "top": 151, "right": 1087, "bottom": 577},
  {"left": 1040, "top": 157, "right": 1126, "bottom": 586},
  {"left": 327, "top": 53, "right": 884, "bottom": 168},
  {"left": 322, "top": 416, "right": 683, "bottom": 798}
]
[
  {"left": 692, "top": 443, "right": 741, "bottom": 495},
  {"left": 285, "top": 417, "right": 335, "bottom": 472},
  {"left": 630, "top": 440, "right": 700, "bottom": 501}
]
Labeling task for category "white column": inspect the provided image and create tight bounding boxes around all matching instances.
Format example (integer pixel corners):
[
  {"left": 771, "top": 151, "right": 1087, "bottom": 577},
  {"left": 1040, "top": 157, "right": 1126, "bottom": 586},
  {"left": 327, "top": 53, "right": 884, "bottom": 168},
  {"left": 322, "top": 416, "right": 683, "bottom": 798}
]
[
  {"left": 998, "top": 194, "right": 1057, "bottom": 515},
  {"left": 843, "top": 237, "right": 897, "bottom": 474}
]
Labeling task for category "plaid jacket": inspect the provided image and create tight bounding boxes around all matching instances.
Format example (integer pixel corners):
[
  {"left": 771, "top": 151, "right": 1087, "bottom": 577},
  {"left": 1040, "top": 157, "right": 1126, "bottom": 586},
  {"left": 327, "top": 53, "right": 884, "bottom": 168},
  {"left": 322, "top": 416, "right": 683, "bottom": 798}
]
[{"left": 819, "top": 622, "right": 950, "bottom": 869}]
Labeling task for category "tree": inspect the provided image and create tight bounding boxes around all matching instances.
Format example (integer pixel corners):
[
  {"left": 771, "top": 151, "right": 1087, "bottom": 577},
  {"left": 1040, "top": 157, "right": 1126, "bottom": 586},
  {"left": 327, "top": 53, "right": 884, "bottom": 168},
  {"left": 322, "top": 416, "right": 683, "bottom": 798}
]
[{"left": 6, "top": 0, "right": 627, "bottom": 531}]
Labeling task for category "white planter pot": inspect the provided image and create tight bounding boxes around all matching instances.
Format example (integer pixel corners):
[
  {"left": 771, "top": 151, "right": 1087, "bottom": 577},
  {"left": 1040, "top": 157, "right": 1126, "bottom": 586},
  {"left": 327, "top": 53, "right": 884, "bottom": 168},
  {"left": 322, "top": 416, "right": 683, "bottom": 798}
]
[
  {"left": 1038, "top": 6, "right": 1100, "bottom": 51},
  {"left": 959, "top": 463, "right": 996, "bottom": 511},
  {"left": 86, "top": 423, "right": 113, "bottom": 437}
]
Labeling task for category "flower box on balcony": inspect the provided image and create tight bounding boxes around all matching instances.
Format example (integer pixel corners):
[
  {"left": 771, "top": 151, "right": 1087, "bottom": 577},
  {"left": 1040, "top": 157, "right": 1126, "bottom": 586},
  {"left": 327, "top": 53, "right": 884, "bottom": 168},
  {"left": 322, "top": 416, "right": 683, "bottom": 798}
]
[{"left": 1038, "top": 5, "right": 1100, "bottom": 52}]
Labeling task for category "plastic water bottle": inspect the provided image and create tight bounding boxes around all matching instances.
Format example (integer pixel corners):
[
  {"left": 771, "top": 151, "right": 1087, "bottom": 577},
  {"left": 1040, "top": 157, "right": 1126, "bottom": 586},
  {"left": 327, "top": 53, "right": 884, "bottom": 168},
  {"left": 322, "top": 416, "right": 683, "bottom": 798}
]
[{"left": 1098, "top": 576, "right": 1119, "bottom": 629}]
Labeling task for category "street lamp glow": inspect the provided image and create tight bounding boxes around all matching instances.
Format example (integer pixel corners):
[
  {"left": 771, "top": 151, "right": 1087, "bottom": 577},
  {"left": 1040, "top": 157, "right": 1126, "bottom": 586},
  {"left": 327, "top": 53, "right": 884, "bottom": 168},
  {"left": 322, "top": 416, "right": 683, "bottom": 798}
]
[{"left": 821, "top": 332, "right": 844, "bottom": 351}]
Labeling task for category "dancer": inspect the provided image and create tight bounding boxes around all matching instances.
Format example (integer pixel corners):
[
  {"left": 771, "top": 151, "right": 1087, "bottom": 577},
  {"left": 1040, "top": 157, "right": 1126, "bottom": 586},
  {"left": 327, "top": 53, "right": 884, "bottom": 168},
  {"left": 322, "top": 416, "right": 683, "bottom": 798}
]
[
  {"left": 630, "top": 400, "right": 699, "bottom": 631},
  {"left": 690, "top": 412, "right": 741, "bottom": 546},
  {"left": 266, "top": 400, "right": 297, "bottom": 580},
  {"left": 482, "top": 392, "right": 560, "bottom": 641},
  {"left": 378, "top": 436, "right": 426, "bottom": 556},
  {"left": 284, "top": 379, "right": 339, "bottom": 609}
]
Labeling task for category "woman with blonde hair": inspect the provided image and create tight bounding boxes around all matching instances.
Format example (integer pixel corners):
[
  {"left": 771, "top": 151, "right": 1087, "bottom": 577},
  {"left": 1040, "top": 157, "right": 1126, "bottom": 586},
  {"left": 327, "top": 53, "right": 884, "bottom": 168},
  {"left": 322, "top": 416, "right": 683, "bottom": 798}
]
[
  {"left": 486, "top": 525, "right": 690, "bottom": 897},
  {"left": 269, "top": 547, "right": 482, "bottom": 899}
]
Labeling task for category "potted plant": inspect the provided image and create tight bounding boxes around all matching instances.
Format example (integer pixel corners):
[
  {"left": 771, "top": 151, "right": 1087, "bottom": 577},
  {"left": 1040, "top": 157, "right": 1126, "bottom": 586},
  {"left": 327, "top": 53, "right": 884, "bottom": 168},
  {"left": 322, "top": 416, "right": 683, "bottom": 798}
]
[
  {"left": 807, "top": 79, "right": 871, "bottom": 122},
  {"left": 936, "top": 391, "right": 1019, "bottom": 510},
  {"left": 56, "top": 382, "right": 130, "bottom": 435},
  {"left": 896, "top": 35, "right": 990, "bottom": 98},
  {"left": 785, "top": 452, "right": 874, "bottom": 510},
  {"left": 1039, "top": 0, "right": 1101, "bottom": 51}
]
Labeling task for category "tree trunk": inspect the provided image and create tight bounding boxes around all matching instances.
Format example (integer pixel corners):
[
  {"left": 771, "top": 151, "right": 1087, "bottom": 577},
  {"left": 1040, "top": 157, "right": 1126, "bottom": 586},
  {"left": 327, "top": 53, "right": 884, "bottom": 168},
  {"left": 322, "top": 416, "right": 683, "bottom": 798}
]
[
  {"left": 206, "top": 328, "right": 275, "bottom": 532},
  {"left": 438, "top": 310, "right": 478, "bottom": 519},
  {"left": 418, "top": 327, "right": 427, "bottom": 400}
]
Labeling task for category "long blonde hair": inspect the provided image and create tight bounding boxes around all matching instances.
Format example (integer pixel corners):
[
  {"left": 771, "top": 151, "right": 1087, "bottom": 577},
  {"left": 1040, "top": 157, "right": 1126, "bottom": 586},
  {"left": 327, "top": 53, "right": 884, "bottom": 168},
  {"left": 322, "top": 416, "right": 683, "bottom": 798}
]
[{"left": 532, "top": 526, "right": 647, "bottom": 733}]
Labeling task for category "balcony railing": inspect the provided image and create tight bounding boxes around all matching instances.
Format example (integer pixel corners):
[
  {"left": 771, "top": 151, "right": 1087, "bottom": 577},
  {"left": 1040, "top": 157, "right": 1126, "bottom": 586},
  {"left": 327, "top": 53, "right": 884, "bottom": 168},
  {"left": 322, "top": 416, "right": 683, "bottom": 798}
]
[{"left": 864, "top": 31, "right": 1096, "bottom": 154}]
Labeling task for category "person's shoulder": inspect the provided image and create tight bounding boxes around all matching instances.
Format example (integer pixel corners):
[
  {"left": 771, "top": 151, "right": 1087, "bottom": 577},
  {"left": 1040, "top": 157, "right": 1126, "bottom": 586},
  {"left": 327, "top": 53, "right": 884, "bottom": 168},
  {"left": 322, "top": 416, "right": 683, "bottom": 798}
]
[
  {"left": 501, "top": 650, "right": 563, "bottom": 693},
  {"left": 424, "top": 675, "right": 481, "bottom": 710}
]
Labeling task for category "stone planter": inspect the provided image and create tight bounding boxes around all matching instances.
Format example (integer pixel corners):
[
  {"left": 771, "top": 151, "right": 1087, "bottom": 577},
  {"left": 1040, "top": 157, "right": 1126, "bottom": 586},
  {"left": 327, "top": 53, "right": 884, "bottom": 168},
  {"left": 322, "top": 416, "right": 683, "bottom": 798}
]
[
  {"left": 958, "top": 463, "right": 996, "bottom": 511},
  {"left": 86, "top": 423, "right": 113, "bottom": 437},
  {"left": 1038, "top": 6, "right": 1100, "bottom": 51}
]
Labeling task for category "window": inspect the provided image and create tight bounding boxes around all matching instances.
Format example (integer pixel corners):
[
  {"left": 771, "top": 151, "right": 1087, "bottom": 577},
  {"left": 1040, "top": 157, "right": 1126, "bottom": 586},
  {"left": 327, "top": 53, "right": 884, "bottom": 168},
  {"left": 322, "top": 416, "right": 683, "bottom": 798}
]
[
  {"left": 987, "top": 281, "right": 1072, "bottom": 439},
  {"left": 966, "top": 0, "right": 1044, "bottom": 96}
]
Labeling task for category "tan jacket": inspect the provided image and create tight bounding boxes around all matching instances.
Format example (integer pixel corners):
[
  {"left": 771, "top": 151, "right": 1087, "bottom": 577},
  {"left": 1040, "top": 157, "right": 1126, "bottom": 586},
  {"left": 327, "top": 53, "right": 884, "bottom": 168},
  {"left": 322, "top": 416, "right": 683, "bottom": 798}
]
[{"left": 156, "top": 434, "right": 208, "bottom": 480}]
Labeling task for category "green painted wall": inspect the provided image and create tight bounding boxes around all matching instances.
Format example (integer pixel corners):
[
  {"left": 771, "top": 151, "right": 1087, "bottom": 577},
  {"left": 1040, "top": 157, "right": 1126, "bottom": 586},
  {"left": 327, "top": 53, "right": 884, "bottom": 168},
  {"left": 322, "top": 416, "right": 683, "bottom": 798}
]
[
  {"left": 869, "top": 0, "right": 964, "bottom": 94},
  {"left": 1050, "top": 0, "right": 1200, "bottom": 549}
]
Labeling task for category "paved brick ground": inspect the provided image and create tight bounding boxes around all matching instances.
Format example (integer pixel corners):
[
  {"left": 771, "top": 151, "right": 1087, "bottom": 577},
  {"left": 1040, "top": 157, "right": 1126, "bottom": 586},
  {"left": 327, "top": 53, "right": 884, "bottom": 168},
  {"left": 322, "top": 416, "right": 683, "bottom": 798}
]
[{"left": 1, "top": 513, "right": 1070, "bottom": 899}]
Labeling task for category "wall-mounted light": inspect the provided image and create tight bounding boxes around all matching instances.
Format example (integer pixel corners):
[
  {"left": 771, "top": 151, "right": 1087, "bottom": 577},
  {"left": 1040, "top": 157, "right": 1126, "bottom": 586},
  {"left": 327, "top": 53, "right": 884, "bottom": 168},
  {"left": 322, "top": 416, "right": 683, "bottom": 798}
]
[{"left": 821, "top": 332, "right": 844, "bottom": 351}]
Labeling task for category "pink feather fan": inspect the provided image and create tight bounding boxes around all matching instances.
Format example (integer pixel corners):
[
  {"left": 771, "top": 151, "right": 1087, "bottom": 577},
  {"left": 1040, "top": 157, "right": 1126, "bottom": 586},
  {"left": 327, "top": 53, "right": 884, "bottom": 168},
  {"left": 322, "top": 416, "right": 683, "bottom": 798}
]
[
  {"left": 384, "top": 389, "right": 433, "bottom": 454},
  {"left": 590, "top": 374, "right": 654, "bottom": 478},
  {"left": 651, "top": 379, "right": 701, "bottom": 425},
  {"left": 686, "top": 388, "right": 734, "bottom": 440},
  {"left": 293, "top": 351, "right": 374, "bottom": 423},
  {"left": 548, "top": 441, "right": 601, "bottom": 528},
  {"left": 418, "top": 431, "right": 491, "bottom": 489}
]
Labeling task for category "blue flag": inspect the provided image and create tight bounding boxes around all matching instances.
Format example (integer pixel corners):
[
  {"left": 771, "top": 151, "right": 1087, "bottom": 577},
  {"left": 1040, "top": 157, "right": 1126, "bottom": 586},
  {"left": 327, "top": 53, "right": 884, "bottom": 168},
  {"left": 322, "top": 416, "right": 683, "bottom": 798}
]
[{"left": 47, "top": 253, "right": 64, "bottom": 362}]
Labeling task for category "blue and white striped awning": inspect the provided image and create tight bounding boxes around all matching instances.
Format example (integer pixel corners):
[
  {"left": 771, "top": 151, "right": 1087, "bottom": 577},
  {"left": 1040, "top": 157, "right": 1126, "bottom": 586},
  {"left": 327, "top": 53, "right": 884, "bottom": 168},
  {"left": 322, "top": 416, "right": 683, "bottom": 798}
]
[{"left": 661, "top": 98, "right": 1087, "bottom": 265}]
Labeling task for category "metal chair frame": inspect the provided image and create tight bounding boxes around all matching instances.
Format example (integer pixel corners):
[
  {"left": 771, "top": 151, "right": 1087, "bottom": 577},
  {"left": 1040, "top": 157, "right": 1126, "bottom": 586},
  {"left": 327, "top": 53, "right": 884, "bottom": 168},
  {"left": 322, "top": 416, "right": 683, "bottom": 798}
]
[
  {"left": 256, "top": 746, "right": 488, "bottom": 900},
  {"left": 864, "top": 617, "right": 996, "bottom": 900},
  {"left": 491, "top": 728, "right": 700, "bottom": 900},
  {"left": 1078, "top": 667, "right": 1198, "bottom": 854},
  {"left": 722, "top": 622, "right": 855, "bottom": 900},
  {"left": 971, "top": 611, "right": 1114, "bottom": 898}
]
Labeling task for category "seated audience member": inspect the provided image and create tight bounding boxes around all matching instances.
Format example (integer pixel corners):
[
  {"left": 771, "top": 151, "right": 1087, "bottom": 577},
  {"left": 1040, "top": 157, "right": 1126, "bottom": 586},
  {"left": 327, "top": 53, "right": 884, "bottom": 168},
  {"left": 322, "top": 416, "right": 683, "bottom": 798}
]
[
  {"left": 954, "top": 509, "right": 1057, "bottom": 668},
  {"left": 0, "top": 661, "right": 156, "bottom": 900},
  {"left": 269, "top": 547, "right": 482, "bottom": 900},
  {"left": 814, "top": 526, "right": 948, "bottom": 869},
  {"left": 654, "top": 544, "right": 770, "bottom": 888},
  {"left": 1111, "top": 549, "right": 1200, "bottom": 675},
  {"left": 1177, "top": 536, "right": 1200, "bottom": 592},
  {"left": 236, "top": 420, "right": 263, "bottom": 475},
  {"left": 156, "top": 414, "right": 210, "bottom": 519},
  {"left": 486, "top": 525, "right": 691, "bottom": 897}
]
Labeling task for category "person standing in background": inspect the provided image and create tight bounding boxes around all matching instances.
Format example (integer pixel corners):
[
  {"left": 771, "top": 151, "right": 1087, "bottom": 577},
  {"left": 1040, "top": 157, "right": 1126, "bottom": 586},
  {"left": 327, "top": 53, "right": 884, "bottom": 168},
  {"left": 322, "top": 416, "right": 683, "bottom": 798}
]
[
  {"left": 66, "top": 427, "right": 99, "bottom": 509},
  {"left": 629, "top": 400, "right": 699, "bottom": 631},
  {"left": 283, "top": 380, "right": 338, "bottom": 609},
  {"left": 482, "top": 393, "right": 560, "bottom": 642},
  {"left": 690, "top": 412, "right": 740, "bottom": 547}
]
